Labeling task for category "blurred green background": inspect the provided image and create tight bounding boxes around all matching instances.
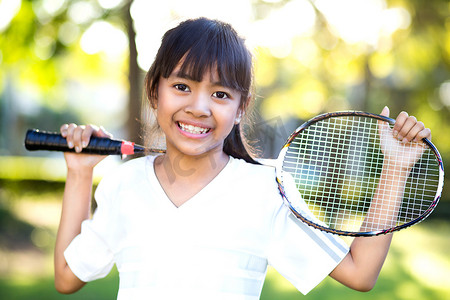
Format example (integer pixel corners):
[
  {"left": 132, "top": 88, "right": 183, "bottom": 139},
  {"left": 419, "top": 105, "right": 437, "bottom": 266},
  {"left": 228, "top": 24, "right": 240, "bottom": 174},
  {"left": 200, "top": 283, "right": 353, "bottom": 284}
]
[{"left": 0, "top": 0, "right": 449, "bottom": 299}]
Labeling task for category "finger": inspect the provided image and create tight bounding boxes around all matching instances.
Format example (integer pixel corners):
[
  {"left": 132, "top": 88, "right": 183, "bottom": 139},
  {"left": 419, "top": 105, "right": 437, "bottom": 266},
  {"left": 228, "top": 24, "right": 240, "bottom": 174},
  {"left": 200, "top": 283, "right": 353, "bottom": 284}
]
[
  {"left": 65, "top": 123, "right": 78, "bottom": 149},
  {"left": 378, "top": 105, "right": 389, "bottom": 126},
  {"left": 72, "top": 125, "right": 86, "bottom": 153},
  {"left": 404, "top": 121, "right": 425, "bottom": 142},
  {"left": 414, "top": 127, "right": 431, "bottom": 143},
  {"left": 380, "top": 106, "right": 389, "bottom": 117},
  {"left": 392, "top": 111, "right": 409, "bottom": 138},
  {"left": 80, "top": 125, "right": 98, "bottom": 149},
  {"left": 397, "top": 115, "right": 417, "bottom": 143},
  {"left": 96, "top": 126, "right": 113, "bottom": 139},
  {"left": 60, "top": 124, "right": 69, "bottom": 137},
  {"left": 378, "top": 106, "right": 391, "bottom": 139}
]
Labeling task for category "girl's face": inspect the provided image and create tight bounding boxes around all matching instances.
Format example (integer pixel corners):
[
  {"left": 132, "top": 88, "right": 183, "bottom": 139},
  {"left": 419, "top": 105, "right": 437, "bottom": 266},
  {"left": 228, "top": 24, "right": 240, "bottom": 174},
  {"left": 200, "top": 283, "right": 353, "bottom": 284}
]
[{"left": 156, "top": 64, "right": 243, "bottom": 158}]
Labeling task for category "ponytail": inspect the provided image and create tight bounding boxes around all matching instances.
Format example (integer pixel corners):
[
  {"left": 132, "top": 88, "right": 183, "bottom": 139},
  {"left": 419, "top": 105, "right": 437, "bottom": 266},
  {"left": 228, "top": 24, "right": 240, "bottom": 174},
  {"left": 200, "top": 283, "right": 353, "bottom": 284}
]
[{"left": 223, "top": 124, "right": 260, "bottom": 165}]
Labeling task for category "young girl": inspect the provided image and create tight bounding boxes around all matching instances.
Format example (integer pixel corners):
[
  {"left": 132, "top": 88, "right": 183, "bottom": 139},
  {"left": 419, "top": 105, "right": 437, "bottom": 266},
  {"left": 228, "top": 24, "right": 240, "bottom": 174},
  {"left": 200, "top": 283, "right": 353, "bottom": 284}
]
[{"left": 54, "top": 18, "right": 431, "bottom": 299}]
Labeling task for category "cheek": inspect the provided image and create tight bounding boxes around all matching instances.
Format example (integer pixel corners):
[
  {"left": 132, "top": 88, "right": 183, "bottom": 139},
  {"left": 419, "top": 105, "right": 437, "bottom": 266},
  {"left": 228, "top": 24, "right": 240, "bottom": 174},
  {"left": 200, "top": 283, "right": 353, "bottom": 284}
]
[
  {"left": 216, "top": 106, "right": 240, "bottom": 132},
  {"left": 154, "top": 96, "right": 174, "bottom": 128},
  {"left": 156, "top": 101, "right": 173, "bottom": 125},
  {"left": 155, "top": 87, "right": 177, "bottom": 115}
]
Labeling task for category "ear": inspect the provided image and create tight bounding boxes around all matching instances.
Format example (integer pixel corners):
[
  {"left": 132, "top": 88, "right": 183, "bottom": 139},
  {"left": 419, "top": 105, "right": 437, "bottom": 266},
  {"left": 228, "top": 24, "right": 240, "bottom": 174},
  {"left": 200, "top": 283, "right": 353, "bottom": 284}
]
[
  {"left": 148, "top": 85, "right": 159, "bottom": 109},
  {"left": 235, "top": 111, "right": 242, "bottom": 125},
  {"left": 235, "top": 94, "right": 251, "bottom": 124},
  {"left": 235, "top": 106, "right": 246, "bottom": 125},
  {"left": 150, "top": 97, "right": 158, "bottom": 110}
]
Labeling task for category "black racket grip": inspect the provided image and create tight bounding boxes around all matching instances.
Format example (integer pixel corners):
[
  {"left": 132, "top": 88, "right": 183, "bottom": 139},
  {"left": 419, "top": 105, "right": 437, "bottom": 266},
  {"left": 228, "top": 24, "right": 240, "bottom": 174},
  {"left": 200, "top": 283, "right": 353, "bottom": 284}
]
[{"left": 24, "top": 129, "right": 144, "bottom": 155}]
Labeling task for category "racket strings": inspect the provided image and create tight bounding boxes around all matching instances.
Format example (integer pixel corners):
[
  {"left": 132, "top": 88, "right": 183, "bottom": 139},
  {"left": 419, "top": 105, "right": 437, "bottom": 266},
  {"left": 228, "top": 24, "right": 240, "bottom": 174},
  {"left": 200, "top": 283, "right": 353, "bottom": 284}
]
[{"left": 282, "top": 116, "right": 440, "bottom": 233}]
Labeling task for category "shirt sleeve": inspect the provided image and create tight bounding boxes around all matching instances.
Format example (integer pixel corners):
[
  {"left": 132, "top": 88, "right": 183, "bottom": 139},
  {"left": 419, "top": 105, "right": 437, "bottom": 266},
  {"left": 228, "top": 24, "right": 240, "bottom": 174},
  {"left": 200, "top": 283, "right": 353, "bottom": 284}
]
[
  {"left": 63, "top": 173, "right": 118, "bottom": 282},
  {"left": 64, "top": 220, "right": 115, "bottom": 282},
  {"left": 268, "top": 173, "right": 349, "bottom": 295}
]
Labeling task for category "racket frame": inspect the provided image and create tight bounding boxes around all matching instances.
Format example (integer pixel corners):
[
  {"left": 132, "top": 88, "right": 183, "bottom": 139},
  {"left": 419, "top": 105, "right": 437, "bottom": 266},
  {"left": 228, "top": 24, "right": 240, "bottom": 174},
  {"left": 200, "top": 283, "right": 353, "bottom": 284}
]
[{"left": 275, "top": 111, "right": 444, "bottom": 237}]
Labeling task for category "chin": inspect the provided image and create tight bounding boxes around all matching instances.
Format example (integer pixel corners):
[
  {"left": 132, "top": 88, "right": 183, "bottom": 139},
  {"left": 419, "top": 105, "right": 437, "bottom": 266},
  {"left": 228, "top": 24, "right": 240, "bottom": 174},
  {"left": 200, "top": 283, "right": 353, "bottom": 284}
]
[{"left": 174, "top": 143, "right": 224, "bottom": 158}]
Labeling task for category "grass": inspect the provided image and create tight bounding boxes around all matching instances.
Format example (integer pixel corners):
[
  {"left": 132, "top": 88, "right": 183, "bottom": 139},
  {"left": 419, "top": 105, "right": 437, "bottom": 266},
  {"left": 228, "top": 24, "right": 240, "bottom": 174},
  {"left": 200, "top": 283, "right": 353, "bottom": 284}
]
[
  {"left": 261, "top": 220, "right": 450, "bottom": 300},
  {"left": 1, "top": 181, "right": 449, "bottom": 300},
  {"left": 0, "top": 272, "right": 119, "bottom": 299}
]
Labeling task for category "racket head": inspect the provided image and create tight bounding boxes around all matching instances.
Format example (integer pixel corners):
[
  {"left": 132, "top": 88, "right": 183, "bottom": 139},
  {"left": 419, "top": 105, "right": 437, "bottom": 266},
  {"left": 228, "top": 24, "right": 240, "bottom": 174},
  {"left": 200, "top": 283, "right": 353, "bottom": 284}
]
[{"left": 275, "top": 111, "right": 444, "bottom": 237}]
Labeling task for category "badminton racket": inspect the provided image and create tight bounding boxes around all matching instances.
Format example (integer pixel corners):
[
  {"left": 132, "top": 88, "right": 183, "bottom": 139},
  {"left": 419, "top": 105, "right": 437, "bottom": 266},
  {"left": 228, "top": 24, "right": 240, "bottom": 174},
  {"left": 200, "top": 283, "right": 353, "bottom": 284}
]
[{"left": 24, "top": 111, "right": 444, "bottom": 236}]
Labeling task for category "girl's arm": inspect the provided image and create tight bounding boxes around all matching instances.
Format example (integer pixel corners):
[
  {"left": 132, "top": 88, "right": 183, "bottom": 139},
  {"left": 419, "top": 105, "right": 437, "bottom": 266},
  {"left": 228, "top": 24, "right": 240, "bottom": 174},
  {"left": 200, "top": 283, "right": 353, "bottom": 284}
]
[
  {"left": 329, "top": 107, "right": 431, "bottom": 291},
  {"left": 54, "top": 124, "right": 110, "bottom": 294}
]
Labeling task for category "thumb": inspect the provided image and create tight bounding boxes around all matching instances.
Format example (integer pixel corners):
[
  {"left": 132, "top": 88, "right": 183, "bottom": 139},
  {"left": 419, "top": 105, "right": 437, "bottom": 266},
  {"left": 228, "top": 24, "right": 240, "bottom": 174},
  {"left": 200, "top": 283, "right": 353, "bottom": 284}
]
[
  {"left": 380, "top": 106, "right": 390, "bottom": 118},
  {"left": 378, "top": 106, "right": 391, "bottom": 138},
  {"left": 95, "top": 126, "right": 113, "bottom": 139}
]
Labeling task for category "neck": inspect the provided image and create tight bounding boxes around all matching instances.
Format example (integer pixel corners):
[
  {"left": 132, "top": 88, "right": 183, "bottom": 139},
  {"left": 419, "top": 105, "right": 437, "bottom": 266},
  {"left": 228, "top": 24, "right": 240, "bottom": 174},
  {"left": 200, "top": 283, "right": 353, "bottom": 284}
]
[{"left": 155, "top": 148, "right": 229, "bottom": 185}]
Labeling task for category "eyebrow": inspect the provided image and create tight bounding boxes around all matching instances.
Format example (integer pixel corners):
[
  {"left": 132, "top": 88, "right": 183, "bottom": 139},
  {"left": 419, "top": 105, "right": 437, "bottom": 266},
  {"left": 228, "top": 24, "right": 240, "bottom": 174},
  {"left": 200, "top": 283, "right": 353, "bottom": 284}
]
[
  {"left": 171, "top": 71, "right": 195, "bottom": 81},
  {"left": 170, "top": 71, "right": 227, "bottom": 88}
]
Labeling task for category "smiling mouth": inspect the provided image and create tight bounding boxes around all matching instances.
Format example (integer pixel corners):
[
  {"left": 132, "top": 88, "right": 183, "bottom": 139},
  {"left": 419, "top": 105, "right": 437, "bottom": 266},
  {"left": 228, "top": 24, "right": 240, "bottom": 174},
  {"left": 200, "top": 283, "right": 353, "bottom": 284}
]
[{"left": 177, "top": 122, "right": 211, "bottom": 134}]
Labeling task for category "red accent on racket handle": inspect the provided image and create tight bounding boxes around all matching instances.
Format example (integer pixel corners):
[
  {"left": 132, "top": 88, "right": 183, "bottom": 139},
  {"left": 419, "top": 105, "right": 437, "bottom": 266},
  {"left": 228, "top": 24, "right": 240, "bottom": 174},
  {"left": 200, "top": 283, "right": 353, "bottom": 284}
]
[{"left": 121, "top": 141, "right": 135, "bottom": 155}]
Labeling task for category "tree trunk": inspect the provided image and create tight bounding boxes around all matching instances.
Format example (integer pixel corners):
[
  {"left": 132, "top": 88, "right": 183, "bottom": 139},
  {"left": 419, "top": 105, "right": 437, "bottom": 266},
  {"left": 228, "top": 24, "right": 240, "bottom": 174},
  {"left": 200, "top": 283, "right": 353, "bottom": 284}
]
[{"left": 125, "top": 0, "right": 142, "bottom": 144}]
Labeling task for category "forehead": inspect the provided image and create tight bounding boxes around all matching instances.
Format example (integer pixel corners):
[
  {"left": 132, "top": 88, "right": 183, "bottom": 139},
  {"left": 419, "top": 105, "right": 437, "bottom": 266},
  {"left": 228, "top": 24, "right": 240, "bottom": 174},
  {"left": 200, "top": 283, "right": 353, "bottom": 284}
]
[{"left": 170, "top": 60, "right": 226, "bottom": 86}]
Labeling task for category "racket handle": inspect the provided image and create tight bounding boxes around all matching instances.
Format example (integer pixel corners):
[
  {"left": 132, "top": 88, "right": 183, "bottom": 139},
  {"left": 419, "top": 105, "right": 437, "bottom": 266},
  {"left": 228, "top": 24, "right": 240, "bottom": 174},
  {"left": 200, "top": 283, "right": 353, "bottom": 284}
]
[{"left": 24, "top": 129, "right": 145, "bottom": 155}]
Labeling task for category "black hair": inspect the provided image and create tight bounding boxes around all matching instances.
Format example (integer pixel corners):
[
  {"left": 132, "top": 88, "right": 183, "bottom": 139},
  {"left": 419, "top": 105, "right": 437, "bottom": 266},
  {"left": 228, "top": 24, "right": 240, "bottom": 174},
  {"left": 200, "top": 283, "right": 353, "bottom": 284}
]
[{"left": 144, "top": 17, "right": 259, "bottom": 164}]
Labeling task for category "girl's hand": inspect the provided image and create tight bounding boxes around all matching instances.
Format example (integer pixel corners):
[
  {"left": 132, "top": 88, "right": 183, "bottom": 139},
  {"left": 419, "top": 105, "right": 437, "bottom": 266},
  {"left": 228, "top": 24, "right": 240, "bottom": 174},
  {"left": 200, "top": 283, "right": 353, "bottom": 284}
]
[
  {"left": 378, "top": 107, "right": 431, "bottom": 170},
  {"left": 60, "top": 124, "right": 112, "bottom": 171}
]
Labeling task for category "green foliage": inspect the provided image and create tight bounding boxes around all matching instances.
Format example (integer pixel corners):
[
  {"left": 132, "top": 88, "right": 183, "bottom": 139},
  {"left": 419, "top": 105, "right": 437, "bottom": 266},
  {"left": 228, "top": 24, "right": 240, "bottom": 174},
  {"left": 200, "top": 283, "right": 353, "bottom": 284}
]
[
  {"left": 0, "top": 206, "right": 35, "bottom": 250},
  {"left": 256, "top": 0, "right": 450, "bottom": 119},
  {"left": 251, "top": 0, "right": 450, "bottom": 205}
]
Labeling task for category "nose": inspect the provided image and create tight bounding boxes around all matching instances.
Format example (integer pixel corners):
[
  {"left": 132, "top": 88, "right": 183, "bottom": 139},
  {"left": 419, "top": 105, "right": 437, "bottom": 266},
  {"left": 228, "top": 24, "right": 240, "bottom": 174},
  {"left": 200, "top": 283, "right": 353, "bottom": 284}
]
[{"left": 184, "top": 92, "right": 211, "bottom": 118}]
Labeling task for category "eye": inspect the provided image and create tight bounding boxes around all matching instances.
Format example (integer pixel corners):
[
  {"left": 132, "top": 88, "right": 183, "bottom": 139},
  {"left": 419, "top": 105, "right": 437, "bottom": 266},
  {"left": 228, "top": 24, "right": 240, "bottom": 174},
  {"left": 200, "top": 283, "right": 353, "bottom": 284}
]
[
  {"left": 174, "top": 84, "right": 190, "bottom": 92},
  {"left": 212, "top": 91, "right": 229, "bottom": 99}
]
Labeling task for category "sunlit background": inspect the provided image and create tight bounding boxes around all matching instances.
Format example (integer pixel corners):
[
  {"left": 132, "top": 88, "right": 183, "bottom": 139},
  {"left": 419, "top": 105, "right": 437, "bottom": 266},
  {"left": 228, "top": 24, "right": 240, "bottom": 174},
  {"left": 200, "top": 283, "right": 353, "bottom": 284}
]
[{"left": 0, "top": 0, "right": 449, "bottom": 299}]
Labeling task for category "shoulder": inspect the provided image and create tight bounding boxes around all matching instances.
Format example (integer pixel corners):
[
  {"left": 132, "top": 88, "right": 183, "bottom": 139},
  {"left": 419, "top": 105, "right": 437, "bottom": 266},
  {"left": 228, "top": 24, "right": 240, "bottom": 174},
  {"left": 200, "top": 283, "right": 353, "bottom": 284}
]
[
  {"left": 228, "top": 157, "right": 281, "bottom": 200},
  {"left": 102, "top": 156, "right": 149, "bottom": 180},
  {"left": 230, "top": 157, "right": 277, "bottom": 183},
  {"left": 95, "top": 156, "right": 154, "bottom": 196},
  {"left": 118, "top": 155, "right": 152, "bottom": 171}
]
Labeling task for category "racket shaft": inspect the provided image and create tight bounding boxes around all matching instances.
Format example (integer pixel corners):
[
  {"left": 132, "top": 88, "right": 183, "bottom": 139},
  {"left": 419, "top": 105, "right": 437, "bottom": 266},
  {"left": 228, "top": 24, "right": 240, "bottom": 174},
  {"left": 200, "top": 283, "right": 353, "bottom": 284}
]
[{"left": 24, "top": 129, "right": 144, "bottom": 155}]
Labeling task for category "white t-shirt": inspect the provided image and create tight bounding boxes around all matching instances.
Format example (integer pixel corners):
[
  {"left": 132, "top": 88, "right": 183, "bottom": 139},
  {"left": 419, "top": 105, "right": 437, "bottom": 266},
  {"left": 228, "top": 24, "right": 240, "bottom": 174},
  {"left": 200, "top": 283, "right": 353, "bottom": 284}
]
[{"left": 64, "top": 156, "right": 348, "bottom": 299}]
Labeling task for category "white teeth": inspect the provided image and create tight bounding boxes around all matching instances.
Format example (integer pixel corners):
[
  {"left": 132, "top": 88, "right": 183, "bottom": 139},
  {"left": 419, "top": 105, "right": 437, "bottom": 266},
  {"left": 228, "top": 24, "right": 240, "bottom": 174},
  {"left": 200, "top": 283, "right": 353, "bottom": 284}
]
[{"left": 178, "top": 122, "right": 210, "bottom": 134}]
